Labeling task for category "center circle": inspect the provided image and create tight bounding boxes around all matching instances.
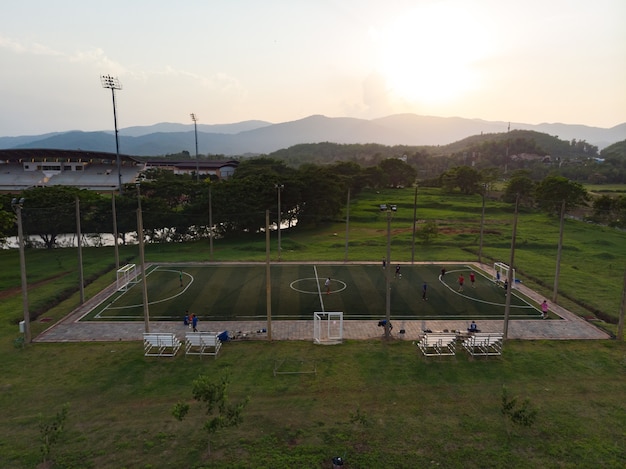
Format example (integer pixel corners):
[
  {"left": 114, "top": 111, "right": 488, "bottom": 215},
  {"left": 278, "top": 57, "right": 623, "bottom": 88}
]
[{"left": 290, "top": 278, "right": 347, "bottom": 294}]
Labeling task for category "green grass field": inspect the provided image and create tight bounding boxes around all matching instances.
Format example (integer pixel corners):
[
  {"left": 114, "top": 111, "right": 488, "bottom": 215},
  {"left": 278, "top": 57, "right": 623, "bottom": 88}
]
[
  {"left": 1, "top": 186, "right": 625, "bottom": 468},
  {"left": 85, "top": 263, "right": 540, "bottom": 322}
]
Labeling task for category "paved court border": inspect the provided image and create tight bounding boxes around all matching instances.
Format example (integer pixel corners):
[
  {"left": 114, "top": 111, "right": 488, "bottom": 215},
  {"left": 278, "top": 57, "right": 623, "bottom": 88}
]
[{"left": 34, "top": 261, "right": 611, "bottom": 343}]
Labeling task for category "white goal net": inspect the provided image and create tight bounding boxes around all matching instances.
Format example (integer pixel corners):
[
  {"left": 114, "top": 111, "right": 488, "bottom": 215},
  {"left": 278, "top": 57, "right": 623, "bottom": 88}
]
[
  {"left": 314, "top": 312, "right": 343, "bottom": 345},
  {"left": 493, "top": 262, "right": 516, "bottom": 289},
  {"left": 117, "top": 264, "right": 139, "bottom": 291}
]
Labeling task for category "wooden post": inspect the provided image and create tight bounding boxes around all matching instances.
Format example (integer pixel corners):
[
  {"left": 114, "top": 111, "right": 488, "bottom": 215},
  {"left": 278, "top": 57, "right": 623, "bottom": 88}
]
[
  {"left": 265, "top": 210, "right": 272, "bottom": 340},
  {"left": 503, "top": 194, "right": 519, "bottom": 340}
]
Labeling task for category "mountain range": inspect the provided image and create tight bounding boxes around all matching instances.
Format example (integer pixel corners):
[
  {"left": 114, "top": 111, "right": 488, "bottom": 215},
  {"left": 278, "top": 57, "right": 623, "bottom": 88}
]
[{"left": 1, "top": 114, "right": 624, "bottom": 157}]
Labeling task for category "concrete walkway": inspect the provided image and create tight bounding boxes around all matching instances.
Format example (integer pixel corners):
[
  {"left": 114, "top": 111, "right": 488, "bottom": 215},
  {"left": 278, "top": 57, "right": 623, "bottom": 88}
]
[{"left": 34, "top": 262, "right": 611, "bottom": 343}]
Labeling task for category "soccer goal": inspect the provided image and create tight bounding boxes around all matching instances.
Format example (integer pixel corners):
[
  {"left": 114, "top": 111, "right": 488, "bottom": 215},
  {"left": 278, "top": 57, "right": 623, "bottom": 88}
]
[
  {"left": 117, "top": 264, "right": 139, "bottom": 291},
  {"left": 314, "top": 312, "right": 343, "bottom": 345},
  {"left": 493, "top": 262, "right": 516, "bottom": 289}
]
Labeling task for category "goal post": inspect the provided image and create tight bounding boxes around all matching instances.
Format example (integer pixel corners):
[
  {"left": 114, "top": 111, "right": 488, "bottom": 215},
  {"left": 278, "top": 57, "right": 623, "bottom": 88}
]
[
  {"left": 117, "top": 264, "right": 139, "bottom": 291},
  {"left": 314, "top": 312, "right": 343, "bottom": 345},
  {"left": 493, "top": 262, "right": 516, "bottom": 289}
]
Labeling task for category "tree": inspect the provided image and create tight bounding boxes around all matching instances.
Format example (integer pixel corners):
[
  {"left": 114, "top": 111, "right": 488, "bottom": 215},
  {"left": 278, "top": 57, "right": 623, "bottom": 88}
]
[
  {"left": 439, "top": 166, "right": 482, "bottom": 194},
  {"left": 417, "top": 220, "right": 439, "bottom": 244},
  {"left": 19, "top": 186, "right": 101, "bottom": 249},
  {"left": 39, "top": 403, "right": 70, "bottom": 467},
  {"left": 503, "top": 171, "right": 535, "bottom": 205},
  {"left": 172, "top": 374, "right": 249, "bottom": 456},
  {"left": 0, "top": 206, "right": 13, "bottom": 247},
  {"left": 297, "top": 164, "right": 347, "bottom": 225},
  {"left": 378, "top": 158, "right": 417, "bottom": 188},
  {"left": 501, "top": 386, "right": 537, "bottom": 437},
  {"left": 534, "top": 176, "right": 589, "bottom": 214},
  {"left": 592, "top": 194, "right": 626, "bottom": 229}
]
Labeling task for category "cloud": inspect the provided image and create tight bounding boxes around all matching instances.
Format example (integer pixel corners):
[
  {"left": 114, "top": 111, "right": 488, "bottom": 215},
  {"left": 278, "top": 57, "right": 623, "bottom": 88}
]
[
  {"left": 0, "top": 35, "right": 62, "bottom": 56},
  {"left": 360, "top": 72, "right": 394, "bottom": 117}
]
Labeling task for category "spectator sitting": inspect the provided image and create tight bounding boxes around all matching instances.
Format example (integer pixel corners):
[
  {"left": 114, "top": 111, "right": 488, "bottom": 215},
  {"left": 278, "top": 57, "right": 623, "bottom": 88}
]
[{"left": 468, "top": 321, "right": 480, "bottom": 332}]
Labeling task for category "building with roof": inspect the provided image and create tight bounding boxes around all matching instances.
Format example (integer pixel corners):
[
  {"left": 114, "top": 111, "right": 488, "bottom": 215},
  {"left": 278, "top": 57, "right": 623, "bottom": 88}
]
[
  {"left": 142, "top": 159, "right": 238, "bottom": 180},
  {"left": 0, "top": 149, "right": 238, "bottom": 193}
]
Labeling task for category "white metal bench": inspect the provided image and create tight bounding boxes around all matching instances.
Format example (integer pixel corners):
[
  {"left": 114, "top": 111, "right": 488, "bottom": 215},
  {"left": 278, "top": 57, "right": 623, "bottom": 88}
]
[
  {"left": 143, "top": 333, "right": 182, "bottom": 357},
  {"left": 416, "top": 333, "right": 457, "bottom": 356},
  {"left": 462, "top": 333, "right": 503, "bottom": 357},
  {"left": 185, "top": 332, "right": 222, "bottom": 358}
]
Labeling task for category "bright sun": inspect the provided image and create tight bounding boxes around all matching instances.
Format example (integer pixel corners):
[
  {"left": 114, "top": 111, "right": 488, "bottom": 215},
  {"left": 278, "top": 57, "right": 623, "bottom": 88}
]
[{"left": 374, "top": 2, "right": 491, "bottom": 106}]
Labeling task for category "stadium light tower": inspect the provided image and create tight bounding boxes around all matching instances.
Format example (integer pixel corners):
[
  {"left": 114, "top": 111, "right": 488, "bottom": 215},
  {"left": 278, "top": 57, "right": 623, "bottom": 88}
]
[
  {"left": 11, "top": 197, "right": 30, "bottom": 343},
  {"left": 101, "top": 74, "right": 123, "bottom": 193},
  {"left": 190, "top": 113, "right": 199, "bottom": 182}
]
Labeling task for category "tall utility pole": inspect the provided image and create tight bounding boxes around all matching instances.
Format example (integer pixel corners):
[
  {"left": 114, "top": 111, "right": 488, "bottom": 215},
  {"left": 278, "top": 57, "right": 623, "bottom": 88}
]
[
  {"left": 618, "top": 268, "right": 625, "bottom": 341},
  {"left": 75, "top": 196, "right": 85, "bottom": 304},
  {"left": 112, "top": 194, "right": 120, "bottom": 271},
  {"left": 136, "top": 183, "right": 150, "bottom": 333},
  {"left": 275, "top": 184, "right": 284, "bottom": 261},
  {"left": 12, "top": 198, "right": 30, "bottom": 343},
  {"left": 265, "top": 210, "right": 272, "bottom": 340},
  {"left": 503, "top": 193, "right": 520, "bottom": 340},
  {"left": 208, "top": 184, "right": 214, "bottom": 261},
  {"left": 190, "top": 113, "right": 199, "bottom": 182},
  {"left": 344, "top": 188, "right": 350, "bottom": 262},
  {"left": 411, "top": 183, "right": 418, "bottom": 264},
  {"left": 385, "top": 207, "right": 392, "bottom": 339},
  {"left": 478, "top": 183, "right": 486, "bottom": 264},
  {"left": 552, "top": 199, "right": 566, "bottom": 304},
  {"left": 101, "top": 75, "right": 123, "bottom": 193}
]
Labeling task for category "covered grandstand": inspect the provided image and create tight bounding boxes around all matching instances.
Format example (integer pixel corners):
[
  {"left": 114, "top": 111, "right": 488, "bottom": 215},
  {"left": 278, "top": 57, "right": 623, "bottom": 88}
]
[{"left": 0, "top": 149, "right": 144, "bottom": 192}]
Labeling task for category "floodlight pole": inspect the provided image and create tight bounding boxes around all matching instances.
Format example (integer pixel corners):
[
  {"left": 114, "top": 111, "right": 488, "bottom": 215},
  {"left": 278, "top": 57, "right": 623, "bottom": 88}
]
[
  {"left": 12, "top": 198, "right": 30, "bottom": 343},
  {"left": 101, "top": 74, "right": 123, "bottom": 194},
  {"left": 136, "top": 183, "right": 150, "bottom": 332},
  {"left": 275, "top": 184, "right": 284, "bottom": 261},
  {"left": 191, "top": 113, "right": 199, "bottom": 182}
]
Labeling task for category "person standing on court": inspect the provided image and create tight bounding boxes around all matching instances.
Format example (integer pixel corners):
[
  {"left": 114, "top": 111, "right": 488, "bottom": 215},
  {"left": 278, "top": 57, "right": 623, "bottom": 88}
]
[
  {"left": 470, "top": 271, "right": 475, "bottom": 288},
  {"left": 422, "top": 282, "right": 428, "bottom": 300},
  {"left": 325, "top": 277, "right": 331, "bottom": 295},
  {"left": 395, "top": 265, "right": 401, "bottom": 279},
  {"left": 458, "top": 274, "right": 465, "bottom": 292}
]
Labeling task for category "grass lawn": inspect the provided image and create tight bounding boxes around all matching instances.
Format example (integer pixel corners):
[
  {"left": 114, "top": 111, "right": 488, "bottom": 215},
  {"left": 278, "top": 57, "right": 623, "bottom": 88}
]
[
  {"left": 86, "top": 263, "right": 539, "bottom": 322},
  {"left": 1, "top": 338, "right": 625, "bottom": 468},
  {"left": 1, "top": 186, "right": 625, "bottom": 468}
]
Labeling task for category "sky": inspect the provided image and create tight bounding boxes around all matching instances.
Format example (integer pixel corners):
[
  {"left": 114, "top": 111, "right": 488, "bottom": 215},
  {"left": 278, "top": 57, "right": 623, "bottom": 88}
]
[{"left": 1, "top": 0, "right": 625, "bottom": 137}]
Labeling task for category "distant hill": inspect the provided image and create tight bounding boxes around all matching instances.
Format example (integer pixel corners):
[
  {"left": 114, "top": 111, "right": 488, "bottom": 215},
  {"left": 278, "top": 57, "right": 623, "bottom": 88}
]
[{"left": 1, "top": 114, "right": 624, "bottom": 157}]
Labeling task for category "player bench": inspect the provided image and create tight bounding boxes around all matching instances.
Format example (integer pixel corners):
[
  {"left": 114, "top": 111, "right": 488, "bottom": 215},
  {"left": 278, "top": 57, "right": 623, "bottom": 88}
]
[
  {"left": 416, "top": 333, "right": 457, "bottom": 357},
  {"left": 185, "top": 332, "right": 222, "bottom": 358},
  {"left": 143, "top": 333, "right": 182, "bottom": 357},
  {"left": 462, "top": 333, "right": 503, "bottom": 357}
]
